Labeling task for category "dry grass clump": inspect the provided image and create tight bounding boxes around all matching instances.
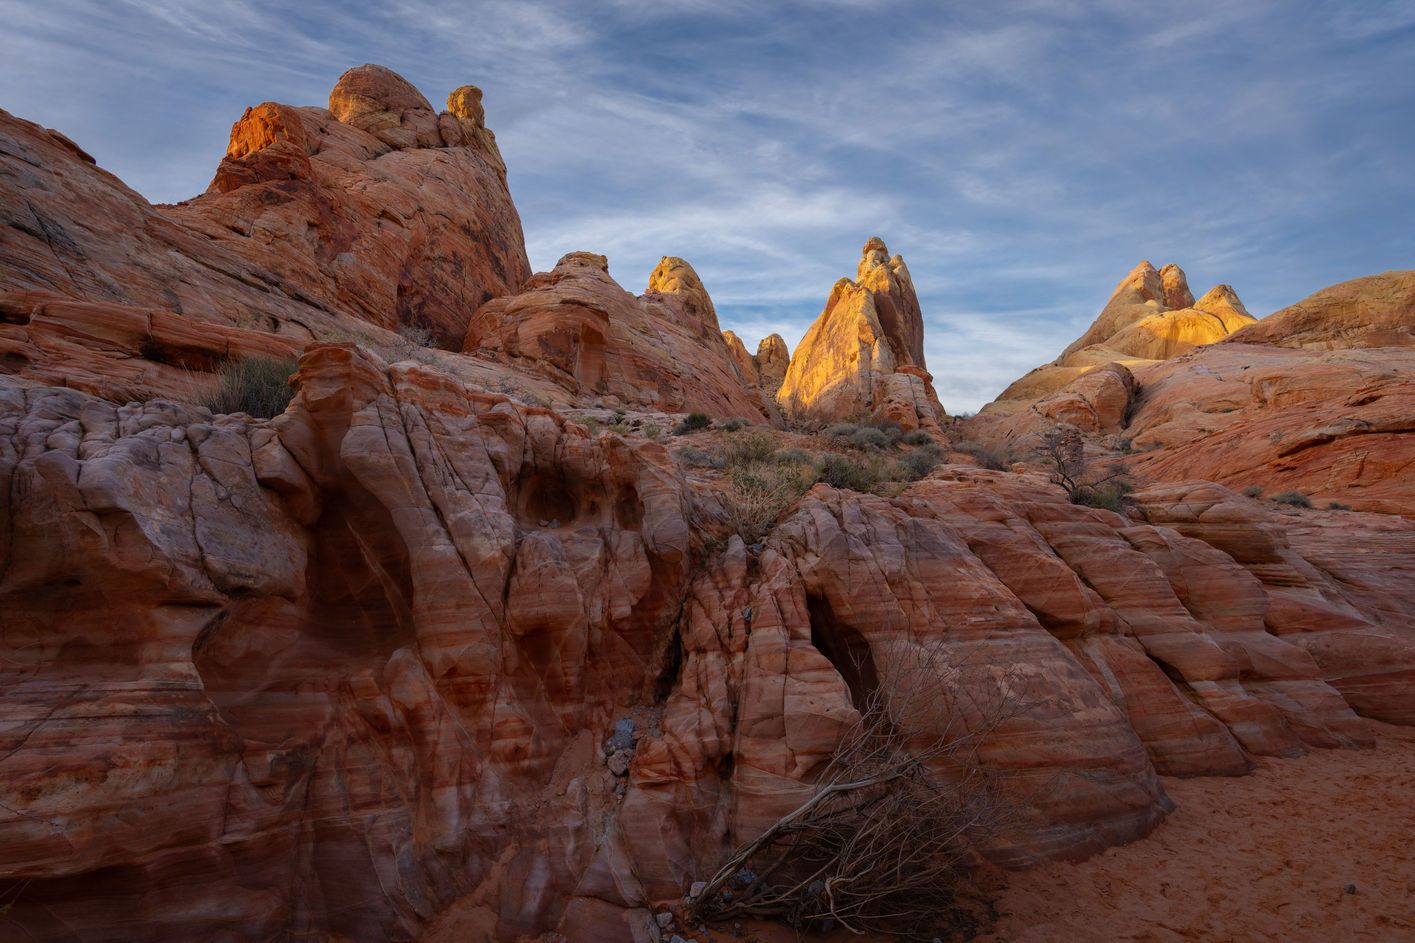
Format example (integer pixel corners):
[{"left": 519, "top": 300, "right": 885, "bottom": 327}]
[
  {"left": 690, "top": 643, "right": 1019, "bottom": 939},
  {"left": 1271, "top": 491, "right": 1312, "bottom": 508},
  {"left": 952, "top": 439, "right": 1009, "bottom": 471},
  {"left": 203, "top": 356, "right": 298, "bottom": 419}
]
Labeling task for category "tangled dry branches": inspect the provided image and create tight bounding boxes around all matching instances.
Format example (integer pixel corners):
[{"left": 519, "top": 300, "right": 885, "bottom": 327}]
[{"left": 690, "top": 643, "right": 1022, "bottom": 939}]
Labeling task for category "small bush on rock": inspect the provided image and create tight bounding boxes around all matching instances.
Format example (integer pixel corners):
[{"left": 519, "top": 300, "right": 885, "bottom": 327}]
[
  {"left": 826, "top": 422, "right": 860, "bottom": 440},
  {"left": 204, "top": 356, "right": 298, "bottom": 419},
  {"left": 722, "top": 430, "right": 778, "bottom": 466},
  {"left": 819, "top": 454, "right": 880, "bottom": 492},
  {"left": 1242, "top": 485, "right": 1264, "bottom": 498},
  {"left": 1271, "top": 491, "right": 1312, "bottom": 508},
  {"left": 773, "top": 447, "right": 815, "bottom": 466},
  {"left": 716, "top": 416, "right": 749, "bottom": 432},
  {"left": 678, "top": 446, "right": 723, "bottom": 469},
  {"left": 894, "top": 444, "right": 945, "bottom": 482},
  {"left": 848, "top": 427, "right": 892, "bottom": 451},
  {"left": 952, "top": 440, "right": 1008, "bottom": 471},
  {"left": 901, "top": 429, "right": 933, "bottom": 446},
  {"left": 673, "top": 412, "right": 712, "bottom": 435},
  {"left": 1327, "top": 501, "right": 1352, "bottom": 511}
]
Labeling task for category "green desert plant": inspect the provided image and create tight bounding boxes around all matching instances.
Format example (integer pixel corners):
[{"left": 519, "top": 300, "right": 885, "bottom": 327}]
[
  {"left": 1242, "top": 485, "right": 1264, "bottom": 498},
  {"left": 673, "top": 412, "right": 712, "bottom": 435},
  {"left": 818, "top": 454, "right": 881, "bottom": 492},
  {"left": 725, "top": 460, "right": 817, "bottom": 545},
  {"left": 893, "top": 443, "right": 945, "bottom": 482},
  {"left": 773, "top": 447, "right": 815, "bottom": 466},
  {"left": 1327, "top": 501, "right": 1352, "bottom": 511},
  {"left": 716, "top": 416, "right": 749, "bottom": 432},
  {"left": 722, "top": 429, "right": 779, "bottom": 466},
  {"left": 1271, "top": 491, "right": 1312, "bottom": 508},
  {"left": 677, "top": 446, "right": 723, "bottom": 469},
  {"left": 203, "top": 356, "right": 298, "bottom": 419}
]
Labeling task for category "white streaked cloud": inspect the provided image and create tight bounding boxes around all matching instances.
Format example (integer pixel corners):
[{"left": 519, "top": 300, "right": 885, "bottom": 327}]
[{"left": 1, "top": 0, "right": 1412, "bottom": 413}]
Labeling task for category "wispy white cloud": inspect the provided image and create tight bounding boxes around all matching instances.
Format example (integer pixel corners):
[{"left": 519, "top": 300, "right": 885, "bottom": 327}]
[{"left": 1, "top": 0, "right": 1411, "bottom": 411}]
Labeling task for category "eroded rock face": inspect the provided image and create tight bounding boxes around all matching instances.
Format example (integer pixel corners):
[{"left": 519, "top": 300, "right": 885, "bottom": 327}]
[
  {"left": 1226, "top": 269, "right": 1415, "bottom": 349},
  {"left": 777, "top": 238, "right": 947, "bottom": 431},
  {"left": 4, "top": 338, "right": 1412, "bottom": 941},
  {"left": 465, "top": 253, "right": 769, "bottom": 418},
  {"left": 1124, "top": 344, "right": 1415, "bottom": 514},
  {"left": 982, "top": 261, "right": 1257, "bottom": 424},
  {"left": 0, "top": 64, "right": 530, "bottom": 362}
]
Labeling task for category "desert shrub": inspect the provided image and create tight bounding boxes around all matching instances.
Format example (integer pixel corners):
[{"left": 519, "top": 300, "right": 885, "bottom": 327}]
[
  {"left": 678, "top": 446, "right": 723, "bottom": 469},
  {"left": 1271, "top": 491, "right": 1312, "bottom": 508},
  {"left": 894, "top": 443, "right": 945, "bottom": 481},
  {"left": 901, "top": 429, "right": 933, "bottom": 446},
  {"left": 724, "top": 461, "right": 816, "bottom": 545},
  {"left": 717, "top": 416, "right": 749, "bottom": 432},
  {"left": 690, "top": 643, "right": 1018, "bottom": 939},
  {"left": 1327, "top": 501, "right": 1352, "bottom": 511},
  {"left": 1036, "top": 425, "right": 1136, "bottom": 514},
  {"left": 848, "top": 426, "right": 892, "bottom": 451},
  {"left": 825, "top": 422, "right": 860, "bottom": 440},
  {"left": 203, "top": 356, "right": 298, "bottom": 419},
  {"left": 1242, "top": 485, "right": 1264, "bottom": 498},
  {"left": 952, "top": 439, "right": 1008, "bottom": 471},
  {"left": 773, "top": 447, "right": 815, "bottom": 466},
  {"left": 818, "top": 454, "right": 880, "bottom": 492},
  {"left": 722, "top": 429, "right": 779, "bottom": 467},
  {"left": 1069, "top": 479, "right": 1134, "bottom": 512},
  {"left": 642, "top": 423, "right": 662, "bottom": 440},
  {"left": 673, "top": 412, "right": 712, "bottom": 435}
]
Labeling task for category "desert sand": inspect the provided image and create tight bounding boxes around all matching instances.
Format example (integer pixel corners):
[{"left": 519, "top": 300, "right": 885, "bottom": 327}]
[{"left": 980, "top": 721, "right": 1415, "bottom": 942}]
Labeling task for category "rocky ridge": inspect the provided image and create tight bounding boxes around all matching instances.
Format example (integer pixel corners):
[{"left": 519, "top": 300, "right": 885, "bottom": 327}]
[{"left": 0, "top": 64, "right": 1412, "bottom": 943}]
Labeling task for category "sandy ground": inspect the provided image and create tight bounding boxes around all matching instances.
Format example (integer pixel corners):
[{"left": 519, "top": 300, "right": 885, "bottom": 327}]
[{"left": 977, "top": 721, "right": 1415, "bottom": 942}]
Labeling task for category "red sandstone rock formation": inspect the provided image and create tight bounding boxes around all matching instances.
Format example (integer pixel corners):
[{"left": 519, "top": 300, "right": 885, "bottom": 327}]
[
  {"left": 2, "top": 65, "right": 1414, "bottom": 943},
  {"left": 984, "top": 261, "right": 1256, "bottom": 419},
  {"left": 776, "top": 238, "right": 948, "bottom": 432},
  {"left": 0, "top": 64, "right": 530, "bottom": 381},
  {"left": 464, "top": 252, "right": 769, "bottom": 418}
]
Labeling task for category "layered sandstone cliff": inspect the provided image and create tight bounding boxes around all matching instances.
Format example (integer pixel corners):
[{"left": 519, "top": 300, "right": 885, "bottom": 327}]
[
  {"left": 464, "top": 252, "right": 768, "bottom": 418},
  {"left": 776, "top": 238, "right": 948, "bottom": 432},
  {"left": 2, "top": 64, "right": 1414, "bottom": 943}
]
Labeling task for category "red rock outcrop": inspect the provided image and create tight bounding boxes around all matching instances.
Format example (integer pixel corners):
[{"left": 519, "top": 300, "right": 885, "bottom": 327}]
[
  {"left": 1225, "top": 269, "right": 1415, "bottom": 349},
  {"left": 465, "top": 252, "right": 769, "bottom": 418},
  {"left": 0, "top": 64, "right": 529, "bottom": 370},
  {"left": 3, "top": 64, "right": 1415, "bottom": 943},
  {"left": 722, "top": 330, "right": 790, "bottom": 398},
  {"left": 3, "top": 337, "right": 1413, "bottom": 938},
  {"left": 1123, "top": 343, "right": 1415, "bottom": 513},
  {"left": 776, "top": 238, "right": 947, "bottom": 431},
  {"left": 981, "top": 262, "right": 1256, "bottom": 425}
]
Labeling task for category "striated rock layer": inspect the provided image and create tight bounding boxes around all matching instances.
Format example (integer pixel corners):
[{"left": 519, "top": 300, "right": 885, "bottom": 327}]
[
  {"left": 464, "top": 252, "right": 768, "bottom": 418},
  {"left": 3, "top": 350, "right": 1413, "bottom": 940},
  {"left": 777, "top": 237, "right": 948, "bottom": 432}
]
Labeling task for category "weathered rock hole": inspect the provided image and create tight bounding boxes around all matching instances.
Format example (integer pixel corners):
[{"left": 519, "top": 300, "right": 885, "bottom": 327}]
[
  {"left": 517, "top": 469, "right": 579, "bottom": 525},
  {"left": 807, "top": 595, "right": 879, "bottom": 712}
]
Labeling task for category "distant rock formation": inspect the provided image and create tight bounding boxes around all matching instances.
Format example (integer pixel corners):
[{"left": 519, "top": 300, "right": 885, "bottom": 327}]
[
  {"left": 0, "top": 64, "right": 531, "bottom": 389},
  {"left": 1224, "top": 269, "right": 1415, "bottom": 349},
  {"left": 776, "top": 237, "right": 947, "bottom": 431},
  {"left": 969, "top": 263, "right": 1415, "bottom": 515},
  {"left": 723, "top": 329, "right": 790, "bottom": 409},
  {"left": 989, "top": 261, "right": 1255, "bottom": 413},
  {"left": 464, "top": 252, "right": 769, "bottom": 417}
]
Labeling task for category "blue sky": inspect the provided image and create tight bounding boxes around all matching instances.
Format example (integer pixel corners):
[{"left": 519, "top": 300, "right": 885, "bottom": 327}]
[{"left": 3, "top": 1, "right": 1413, "bottom": 411}]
